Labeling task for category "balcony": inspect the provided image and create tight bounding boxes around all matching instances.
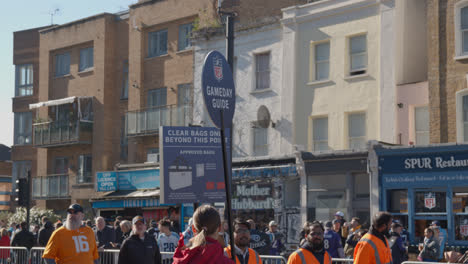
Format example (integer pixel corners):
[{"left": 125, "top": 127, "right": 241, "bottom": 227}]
[
  {"left": 126, "top": 104, "right": 192, "bottom": 137},
  {"left": 33, "top": 120, "right": 93, "bottom": 147},
  {"left": 32, "top": 174, "right": 70, "bottom": 199}
]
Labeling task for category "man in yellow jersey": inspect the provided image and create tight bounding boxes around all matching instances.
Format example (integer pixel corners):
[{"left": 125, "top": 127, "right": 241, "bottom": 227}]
[
  {"left": 225, "top": 219, "right": 262, "bottom": 264},
  {"left": 43, "top": 204, "right": 99, "bottom": 264},
  {"left": 354, "top": 212, "right": 393, "bottom": 264},
  {"left": 287, "top": 221, "right": 332, "bottom": 264}
]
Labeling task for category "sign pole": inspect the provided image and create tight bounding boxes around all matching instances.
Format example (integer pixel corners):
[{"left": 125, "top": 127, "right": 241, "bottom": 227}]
[{"left": 220, "top": 111, "right": 235, "bottom": 261}]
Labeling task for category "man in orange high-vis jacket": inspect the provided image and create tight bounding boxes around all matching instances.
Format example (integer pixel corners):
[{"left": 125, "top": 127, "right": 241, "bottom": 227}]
[
  {"left": 287, "top": 221, "right": 332, "bottom": 264},
  {"left": 225, "top": 219, "right": 262, "bottom": 264},
  {"left": 354, "top": 212, "right": 393, "bottom": 264}
]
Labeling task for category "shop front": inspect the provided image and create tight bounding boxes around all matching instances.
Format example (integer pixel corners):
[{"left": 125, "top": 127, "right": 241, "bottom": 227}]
[
  {"left": 91, "top": 166, "right": 193, "bottom": 232},
  {"left": 302, "top": 151, "right": 370, "bottom": 225},
  {"left": 231, "top": 158, "right": 301, "bottom": 249},
  {"left": 373, "top": 143, "right": 468, "bottom": 245}
]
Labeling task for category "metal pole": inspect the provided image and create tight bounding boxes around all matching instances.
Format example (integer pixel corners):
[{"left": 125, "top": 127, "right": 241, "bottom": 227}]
[
  {"left": 26, "top": 170, "right": 31, "bottom": 228},
  {"left": 226, "top": 15, "right": 234, "bottom": 72},
  {"left": 220, "top": 111, "right": 235, "bottom": 261}
]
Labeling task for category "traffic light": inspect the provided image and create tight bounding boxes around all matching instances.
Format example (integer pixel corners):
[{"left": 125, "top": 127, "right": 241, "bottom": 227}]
[{"left": 15, "top": 178, "right": 29, "bottom": 207}]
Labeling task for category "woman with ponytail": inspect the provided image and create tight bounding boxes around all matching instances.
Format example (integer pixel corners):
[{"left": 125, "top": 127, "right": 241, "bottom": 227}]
[{"left": 172, "top": 205, "right": 235, "bottom": 264}]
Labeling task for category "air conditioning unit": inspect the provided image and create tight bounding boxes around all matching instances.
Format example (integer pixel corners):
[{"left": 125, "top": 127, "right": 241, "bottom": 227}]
[{"left": 147, "top": 153, "right": 160, "bottom": 163}]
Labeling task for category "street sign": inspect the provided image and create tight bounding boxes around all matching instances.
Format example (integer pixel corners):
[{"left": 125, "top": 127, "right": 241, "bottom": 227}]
[
  {"left": 160, "top": 126, "right": 230, "bottom": 204},
  {"left": 201, "top": 51, "right": 236, "bottom": 128}
]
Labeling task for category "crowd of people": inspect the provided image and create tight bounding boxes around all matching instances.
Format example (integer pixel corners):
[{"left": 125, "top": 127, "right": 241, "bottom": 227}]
[{"left": 0, "top": 204, "right": 452, "bottom": 264}]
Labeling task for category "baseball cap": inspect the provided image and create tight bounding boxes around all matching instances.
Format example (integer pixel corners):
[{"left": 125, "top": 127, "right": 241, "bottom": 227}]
[
  {"left": 332, "top": 219, "right": 340, "bottom": 225},
  {"left": 324, "top": 221, "right": 333, "bottom": 228},
  {"left": 269, "top": 221, "right": 278, "bottom": 227},
  {"left": 335, "top": 211, "right": 344, "bottom": 217},
  {"left": 67, "top": 204, "right": 84, "bottom": 214},
  {"left": 431, "top": 221, "right": 441, "bottom": 227},
  {"left": 150, "top": 220, "right": 158, "bottom": 227},
  {"left": 132, "top": 215, "right": 145, "bottom": 225}
]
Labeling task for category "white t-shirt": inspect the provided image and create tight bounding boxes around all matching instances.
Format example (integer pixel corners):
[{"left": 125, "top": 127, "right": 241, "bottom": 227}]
[{"left": 157, "top": 232, "right": 179, "bottom": 259}]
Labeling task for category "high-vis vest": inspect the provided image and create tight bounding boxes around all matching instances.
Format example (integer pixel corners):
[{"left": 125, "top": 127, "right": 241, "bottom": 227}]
[
  {"left": 224, "top": 246, "right": 261, "bottom": 264},
  {"left": 287, "top": 248, "right": 332, "bottom": 264},
  {"left": 354, "top": 233, "right": 393, "bottom": 264}
]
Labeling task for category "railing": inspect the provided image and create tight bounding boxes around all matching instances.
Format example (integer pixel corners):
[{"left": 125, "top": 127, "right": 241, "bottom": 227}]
[
  {"left": 33, "top": 120, "right": 93, "bottom": 147},
  {"left": 126, "top": 104, "right": 192, "bottom": 137},
  {"left": 32, "top": 174, "right": 69, "bottom": 199}
]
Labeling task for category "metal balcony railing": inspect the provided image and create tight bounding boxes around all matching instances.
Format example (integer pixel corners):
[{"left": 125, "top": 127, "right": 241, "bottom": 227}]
[
  {"left": 32, "top": 174, "right": 69, "bottom": 199},
  {"left": 33, "top": 120, "right": 93, "bottom": 147},
  {"left": 125, "top": 104, "right": 192, "bottom": 137}
]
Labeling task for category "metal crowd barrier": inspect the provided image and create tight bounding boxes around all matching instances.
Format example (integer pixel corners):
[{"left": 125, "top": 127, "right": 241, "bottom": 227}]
[
  {"left": 30, "top": 247, "right": 46, "bottom": 264},
  {"left": 402, "top": 262, "right": 448, "bottom": 264},
  {"left": 161, "top": 252, "right": 174, "bottom": 264},
  {"left": 260, "top": 255, "right": 288, "bottom": 264},
  {"left": 0, "top": 246, "right": 29, "bottom": 264},
  {"left": 331, "top": 258, "right": 355, "bottom": 264},
  {"left": 98, "top": 249, "right": 119, "bottom": 264}
]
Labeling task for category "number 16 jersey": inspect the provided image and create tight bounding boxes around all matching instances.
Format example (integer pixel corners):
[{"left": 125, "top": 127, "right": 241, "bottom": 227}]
[{"left": 43, "top": 226, "right": 99, "bottom": 264}]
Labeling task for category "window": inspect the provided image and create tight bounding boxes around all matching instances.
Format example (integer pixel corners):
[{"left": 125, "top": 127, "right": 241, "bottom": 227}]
[
  {"left": 121, "top": 60, "right": 129, "bottom": 99},
  {"left": 55, "top": 52, "right": 70, "bottom": 77},
  {"left": 415, "top": 106, "right": 429, "bottom": 145},
  {"left": 415, "top": 191, "right": 446, "bottom": 213},
  {"left": 177, "top": 84, "right": 192, "bottom": 126},
  {"left": 148, "top": 29, "right": 168, "bottom": 57},
  {"left": 54, "top": 157, "right": 69, "bottom": 174},
  {"left": 453, "top": 187, "right": 468, "bottom": 240},
  {"left": 348, "top": 113, "right": 366, "bottom": 149},
  {"left": 147, "top": 148, "right": 160, "bottom": 163},
  {"left": 77, "top": 155, "right": 92, "bottom": 184},
  {"left": 312, "top": 117, "right": 328, "bottom": 151},
  {"left": 464, "top": 95, "right": 468, "bottom": 142},
  {"left": 12, "top": 161, "right": 31, "bottom": 191},
  {"left": 79, "top": 47, "right": 93, "bottom": 72},
  {"left": 148, "top": 88, "right": 167, "bottom": 107},
  {"left": 15, "top": 64, "right": 33, "bottom": 97},
  {"left": 349, "top": 35, "right": 367, "bottom": 75},
  {"left": 14, "top": 112, "right": 32, "bottom": 145},
  {"left": 255, "top": 53, "right": 270, "bottom": 90},
  {"left": 354, "top": 173, "right": 370, "bottom": 199},
  {"left": 178, "top": 23, "right": 193, "bottom": 51},
  {"left": 387, "top": 190, "right": 408, "bottom": 213},
  {"left": 462, "top": 6, "right": 468, "bottom": 55},
  {"left": 253, "top": 127, "right": 268, "bottom": 156},
  {"left": 315, "top": 42, "right": 330, "bottom": 81},
  {"left": 120, "top": 117, "right": 128, "bottom": 161}
]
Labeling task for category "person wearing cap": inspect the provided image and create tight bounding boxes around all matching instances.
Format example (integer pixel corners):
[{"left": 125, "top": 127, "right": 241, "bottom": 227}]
[
  {"left": 388, "top": 222, "right": 407, "bottom": 264},
  {"left": 323, "top": 221, "right": 345, "bottom": 259},
  {"left": 266, "top": 220, "right": 285, "bottom": 257},
  {"left": 430, "top": 220, "right": 447, "bottom": 261},
  {"left": 353, "top": 212, "right": 393, "bottom": 264},
  {"left": 42, "top": 204, "right": 99, "bottom": 264},
  {"left": 287, "top": 221, "right": 332, "bottom": 264},
  {"left": 182, "top": 218, "right": 195, "bottom": 245},
  {"left": 118, "top": 216, "right": 161, "bottom": 264},
  {"left": 148, "top": 219, "right": 160, "bottom": 239},
  {"left": 225, "top": 219, "right": 262, "bottom": 264}
]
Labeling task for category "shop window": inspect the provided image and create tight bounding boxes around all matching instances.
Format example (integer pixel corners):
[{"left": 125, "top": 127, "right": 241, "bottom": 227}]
[
  {"left": 414, "top": 191, "right": 446, "bottom": 214},
  {"left": 414, "top": 219, "right": 448, "bottom": 243},
  {"left": 453, "top": 187, "right": 468, "bottom": 240},
  {"left": 307, "top": 174, "right": 347, "bottom": 221},
  {"left": 354, "top": 173, "right": 369, "bottom": 199},
  {"left": 387, "top": 189, "right": 408, "bottom": 213}
]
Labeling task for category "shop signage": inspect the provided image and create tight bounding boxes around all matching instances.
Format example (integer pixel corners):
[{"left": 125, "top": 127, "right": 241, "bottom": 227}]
[
  {"left": 378, "top": 146, "right": 468, "bottom": 174},
  {"left": 382, "top": 171, "right": 468, "bottom": 187},
  {"left": 424, "top": 193, "right": 436, "bottom": 209},
  {"left": 460, "top": 224, "right": 468, "bottom": 237},
  {"left": 232, "top": 183, "right": 275, "bottom": 210},
  {"left": 232, "top": 165, "right": 297, "bottom": 178},
  {"left": 96, "top": 169, "right": 159, "bottom": 192},
  {"left": 201, "top": 51, "right": 236, "bottom": 129},
  {"left": 160, "top": 126, "right": 230, "bottom": 204},
  {"left": 92, "top": 198, "right": 160, "bottom": 209}
]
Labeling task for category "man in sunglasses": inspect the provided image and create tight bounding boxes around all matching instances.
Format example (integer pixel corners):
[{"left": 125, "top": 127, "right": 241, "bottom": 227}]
[
  {"left": 224, "top": 219, "right": 262, "bottom": 264},
  {"left": 287, "top": 221, "right": 332, "bottom": 264},
  {"left": 43, "top": 204, "right": 99, "bottom": 264}
]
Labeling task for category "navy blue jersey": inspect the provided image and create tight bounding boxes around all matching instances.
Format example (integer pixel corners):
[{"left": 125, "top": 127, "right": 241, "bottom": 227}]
[{"left": 323, "top": 229, "right": 343, "bottom": 258}]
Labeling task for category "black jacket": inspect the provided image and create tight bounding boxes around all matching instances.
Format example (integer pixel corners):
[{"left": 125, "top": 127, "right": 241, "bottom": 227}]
[
  {"left": 11, "top": 229, "right": 35, "bottom": 249},
  {"left": 118, "top": 233, "right": 161, "bottom": 264},
  {"left": 96, "top": 225, "right": 116, "bottom": 249},
  {"left": 38, "top": 222, "right": 54, "bottom": 247}
]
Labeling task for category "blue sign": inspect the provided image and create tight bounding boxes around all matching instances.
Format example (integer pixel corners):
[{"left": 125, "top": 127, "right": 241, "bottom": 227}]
[
  {"left": 96, "top": 169, "right": 159, "bottom": 192},
  {"left": 232, "top": 166, "right": 297, "bottom": 178},
  {"left": 96, "top": 171, "right": 118, "bottom": 192},
  {"left": 202, "top": 51, "right": 236, "bottom": 128},
  {"left": 118, "top": 169, "right": 160, "bottom": 190},
  {"left": 160, "top": 126, "right": 230, "bottom": 204}
]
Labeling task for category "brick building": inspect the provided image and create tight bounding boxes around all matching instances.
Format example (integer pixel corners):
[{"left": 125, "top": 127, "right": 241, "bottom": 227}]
[
  {"left": 428, "top": 0, "right": 468, "bottom": 143},
  {"left": 0, "top": 145, "right": 12, "bottom": 211}
]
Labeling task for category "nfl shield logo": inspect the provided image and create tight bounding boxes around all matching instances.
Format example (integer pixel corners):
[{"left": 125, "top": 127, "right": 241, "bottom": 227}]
[
  {"left": 213, "top": 55, "right": 223, "bottom": 81},
  {"left": 424, "top": 193, "right": 436, "bottom": 210}
]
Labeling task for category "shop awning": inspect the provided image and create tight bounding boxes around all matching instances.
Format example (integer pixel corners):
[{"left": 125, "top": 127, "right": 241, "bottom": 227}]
[{"left": 90, "top": 189, "right": 161, "bottom": 209}]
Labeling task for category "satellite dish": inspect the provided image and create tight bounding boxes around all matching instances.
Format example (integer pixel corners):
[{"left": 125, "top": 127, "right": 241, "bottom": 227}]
[{"left": 257, "top": 105, "right": 271, "bottom": 128}]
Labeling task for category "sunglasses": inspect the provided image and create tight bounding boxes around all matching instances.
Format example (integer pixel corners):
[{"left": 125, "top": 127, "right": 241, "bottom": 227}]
[{"left": 67, "top": 210, "right": 81, "bottom": 215}]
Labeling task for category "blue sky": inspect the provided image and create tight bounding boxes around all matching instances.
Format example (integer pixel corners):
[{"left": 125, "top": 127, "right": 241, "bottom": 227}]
[{"left": 0, "top": 0, "right": 137, "bottom": 147}]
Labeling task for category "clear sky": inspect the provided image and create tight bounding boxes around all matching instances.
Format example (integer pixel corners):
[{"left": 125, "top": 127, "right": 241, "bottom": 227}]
[{"left": 0, "top": 0, "right": 137, "bottom": 147}]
